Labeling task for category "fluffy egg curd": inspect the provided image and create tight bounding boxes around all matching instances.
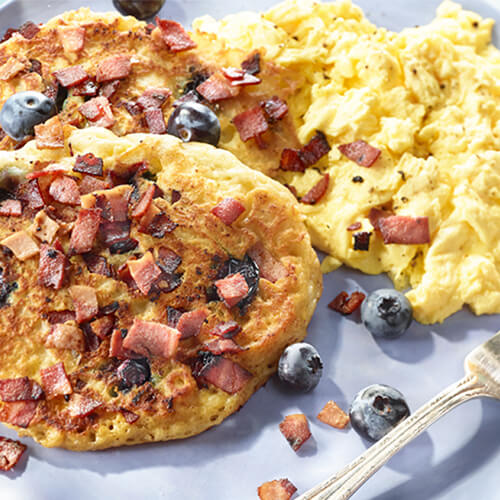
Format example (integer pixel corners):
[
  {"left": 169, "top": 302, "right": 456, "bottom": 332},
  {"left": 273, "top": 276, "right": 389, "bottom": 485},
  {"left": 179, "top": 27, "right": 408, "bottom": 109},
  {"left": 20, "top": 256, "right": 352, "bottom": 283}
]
[{"left": 194, "top": 0, "right": 500, "bottom": 324}]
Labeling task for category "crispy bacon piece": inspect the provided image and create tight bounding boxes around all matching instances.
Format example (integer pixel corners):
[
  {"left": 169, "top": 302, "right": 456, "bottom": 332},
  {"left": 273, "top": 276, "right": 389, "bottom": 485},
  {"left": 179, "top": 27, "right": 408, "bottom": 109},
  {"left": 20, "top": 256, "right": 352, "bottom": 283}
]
[
  {"left": 378, "top": 215, "right": 430, "bottom": 245},
  {"left": 48, "top": 176, "right": 80, "bottom": 205},
  {"left": 57, "top": 26, "right": 85, "bottom": 53},
  {"left": 72, "top": 79, "right": 98, "bottom": 98},
  {"left": 110, "top": 329, "right": 132, "bottom": 359},
  {"left": 90, "top": 315, "right": 115, "bottom": 339},
  {"left": 79, "top": 175, "right": 109, "bottom": 194},
  {"left": 280, "top": 131, "right": 331, "bottom": 172},
  {"left": 38, "top": 244, "right": 66, "bottom": 290},
  {"left": 328, "top": 291, "right": 365, "bottom": 315},
  {"left": 69, "top": 208, "right": 101, "bottom": 254},
  {"left": 25, "top": 164, "right": 67, "bottom": 180},
  {"left": 83, "top": 253, "right": 113, "bottom": 277},
  {"left": 47, "top": 310, "right": 76, "bottom": 324},
  {"left": 40, "top": 362, "right": 73, "bottom": 399},
  {"left": 123, "top": 100, "right": 142, "bottom": 116},
  {"left": 123, "top": 319, "right": 181, "bottom": 359},
  {"left": 73, "top": 153, "right": 103, "bottom": 177},
  {"left": 19, "top": 21, "right": 39, "bottom": 40},
  {"left": 17, "top": 179, "right": 44, "bottom": 211},
  {"left": 100, "top": 221, "right": 135, "bottom": 253},
  {"left": 99, "top": 80, "right": 121, "bottom": 99},
  {"left": 211, "top": 321, "right": 241, "bottom": 339},
  {"left": 171, "top": 189, "right": 181, "bottom": 204},
  {"left": 248, "top": 242, "right": 287, "bottom": 283},
  {"left": 1, "top": 28, "right": 18, "bottom": 43},
  {"left": 79, "top": 96, "right": 115, "bottom": 128},
  {"left": 347, "top": 221, "right": 362, "bottom": 231},
  {"left": 215, "top": 272, "right": 249, "bottom": 308},
  {"left": 0, "top": 378, "right": 43, "bottom": 402},
  {"left": 69, "top": 285, "right": 98, "bottom": 323},
  {"left": 139, "top": 209, "right": 177, "bottom": 238},
  {"left": 45, "top": 323, "right": 85, "bottom": 351},
  {"left": 279, "top": 148, "right": 304, "bottom": 172},
  {"left": 317, "top": 400, "right": 350, "bottom": 429},
  {"left": 31, "top": 210, "right": 59, "bottom": 243},
  {"left": 0, "top": 401, "right": 38, "bottom": 428},
  {"left": 67, "top": 394, "right": 102, "bottom": 418},
  {"left": 202, "top": 338, "right": 243, "bottom": 355},
  {"left": 120, "top": 409, "right": 139, "bottom": 424},
  {"left": 258, "top": 479, "right": 297, "bottom": 500},
  {"left": 34, "top": 116, "right": 64, "bottom": 149},
  {"left": 353, "top": 231, "right": 371, "bottom": 251},
  {"left": 145, "top": 108, "right": 167, "bottom": 134},
  {"left": 0, "top": 58, "right": 28, "bottom": 81},
  {"left": 368, "top": 207, "right": 392, "bottom": 231},
  {"left": 222, "top": 67, "right": 261, "bottom": 86},
  {"left": 53, "top": 65, "right": 89, "bottom": 88},
  {"left": 96, "top": 55, "right": 131, "bottom": 83},
  {"left": 0, "top": 437, "right": 27, "bottom": 471},
  {"left": 279, "top": 414, "right": 311, "bottom": 452},
  {"left": 211, "top": 197, "right": 245, "bottom": 225},
  {"left": 127, "top": 252, "right": 162, "bottom": 296},
  {"left": 233, "top": 107, "right": 268, "bottom": 142},
  {"left": 1, "top": 231, "right": 39, "bottom": 261},
  {"left": 301, "top": 174, "right": 329, "bottom": 205},
  {"left": 260, "top": 96, "right": 288, "bottom": 123},
  {"left": 0, "top": 199, "right": 22, "bottom": 216},
  {"left": 241, "top": 51, "right": 261, "bottom": 75},
  {"left": 93, "top": 185, "right": 132, "bottom": 221},
  {"left": 155, "top": 18, "right": 197, "bottom": 52},
  {"left": 157, "top": 247, "right": 181, "bottom": 274},
  {"left": 177, "top": 308, "right": 208, "bottom": 339},
  {"left": 338, "top": 139, "right": 381, "bottom": 167},
  {"left": 196, "top": 73, "right": 239, "bottom": 103},
  {"left": 136, "top": 88, "right": 172, "bottom": 110}
]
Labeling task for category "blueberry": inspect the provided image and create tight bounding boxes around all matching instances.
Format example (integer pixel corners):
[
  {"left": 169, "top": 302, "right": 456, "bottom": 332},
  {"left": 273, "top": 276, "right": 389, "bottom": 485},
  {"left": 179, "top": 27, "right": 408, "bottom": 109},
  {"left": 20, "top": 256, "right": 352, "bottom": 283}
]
[
  {"left": 361, "top": 288, "right": 412, "bottom": 339},
  {"left": 167, "top": 102, "right": 220, "bottom": 146},
  {"left": 0, "top": 91, "right": 56, "bottom": 141},
  {"left": 349, "top": 384, "right": 410, "bottom": 442},
  {"left": 117, "top": 358, "right": 151, "bottom": 391},
  {"left": 278, "top": 342, "right": 323, "bottom": 392},
  {"left": 113, "top": 0, "right": 166, "bottom": 19}
]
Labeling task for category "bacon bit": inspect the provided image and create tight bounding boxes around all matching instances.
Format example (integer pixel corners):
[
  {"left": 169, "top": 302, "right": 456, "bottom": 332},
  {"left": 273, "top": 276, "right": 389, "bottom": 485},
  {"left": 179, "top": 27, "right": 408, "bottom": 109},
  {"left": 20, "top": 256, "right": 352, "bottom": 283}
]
[
  {"left": 90, "top": 315, "right": 115, "bottom": 339},
  {"left": 67, "top": 393, "right": 102, "bottom": 418},
  {"left": 155, "top": 18, "right": 197, "bottom": 52},
  {"left": 317, "top": 400, "right": 350, "bottom": 429},
  {"left": 177, "top": 308, "right": 208, "bottom": 339},
  {"left": 73, "top": 153, "right": 104, "bottom": 177},
  {"left": 139, "top": 210, "right": 177, "bottom": 238},
  {"left": 40, "top": 362, "right": 73, "bottom": 399},
  {"left": 38, "top": 244, "right": 66, "bottom": 290},
  {"left": 93, "top": 185, "right": 132, "bottom": 221},
  {"left": 29, "top": 58, "right": 42, "bottom": 75},
  {"left": 260, "top": 96, "right": 288, "bottom": 123},
  {"left": 338, "top": 140, "right": 381, "bottom": 167},
  {"left": 72, "top": 79, "right": 98, "bottom": 98},
  {"left": 157, "top": 247, "right": 181, "bottom": 274},
  {"left": 0, "top": 57, "right": 28, "bottom": 80},
  {"left": 280, "top": 148, "right": 304, "bottom": 172},
  {"left": 132, "top": 185, "right": 156, "bottom": 219},
  {"left": 69, "top": 285, "right": 98, "bottom": 323},
  {"left": 258, "top": 479, "right": 297, "bottom": 500},
  {"left": 127, "top": 252, "right": 162, "bottom": 296},
  {"left": 83, "top": 254, "right": 113, "bottom": 277},
  {"left": 79, "top": 96, "right": 115, "bottom": 128},
  {"left": 233, "top": 107, "right": 268, "bottom": 142},
  {"left": 110, "top": 161, "right": 148, "bottom": 186},
  {"left": 328, "top": 291, "right": 365, "bottom": 315},
  {"left": 57, "top": 26, "right": 85, "bottom": 52},
  {"left": 99, "top": 220, "right": 132, "bottom": 249},
  {"left": 34, "top": 116, "right": 64, "bottom": 149},
  {"left": 222, "top": 67, "right": 261, "bottom": 86},
  {"left": 347, "top": 222, "right": 362, "bottom": 231},
  {"left": 47, "top": 310, "right": 76, "bottom": 324},
  {"left": 284, "top": 184, "right": 298, "bottom": 198},
  {"left": 211, "top": 321, "right": 241, "bottom": 339},
  {"left": 353, "top": 231, "right": 371, "bottom": 251},
  {"left": 136, "top": 88, "right": 172, "bottom": 110},
  {"left": 211, "top": 198, "right": 245, "bottom": 225},
  {"left": 279, "top": 414, "right": 311, "bottom": 452},
  {"left": 248, "top": 242, "right": 287, "bottom": 283},
  {"left": 109, "top": 329, "right": 133, "bottom": 359},
  {"left": 19, "top": 21, "right": 39, "bottom": 40},
  {"left": 0, "top": 401, "right": 38, "bottom": 428},
  {"left": 0, "top": 199, "right": 22, "bottom": 217},
  {"left": 0, "top": 437, "right": 26, "bottom": 471},
  {"left": 99, "top": 80, "right": 121, "bottom": 99},
  {"left": 1, "top": 28, "right": 18, "bottom": 43},
  {"left": 145, "top": 108, "right": 167, "bottom": 134},
  {"left": 48, "top": 176, "right": 80, "bottom": 205},
  {"left": 196, "top": 73, "right": 239, "bottom": 103},
  {"left": 215, "top": 272, "right": 249, "bottom": 309},
  {"left": 0, "top": 378, "right": 43, "bottom": 402},
  {"left": 69, "top": 208, "right": 101, "bottom": 254},
  {"left": 301, "top": 174, "right": 330, "bottom": 205},
  {"left": 123, "top": 319, "right": 181, "bottom": 359},
  {"left": 32, "top": 209, "right": 59, "bottom": 244},
  {"left": 96, "top": 55, "right": 131, "bottom": 83},
  {"left": 123, "top": 101, "right": 142, "bottom": 116},
  {"left": 241, "top": 51, "right": 261, "bottom": 75},
  {"left": 79, "top": 175, "right": 109, "bottom": 194},
  {"left": 25, "top": 164, "right": 67, "bottom": 180},
  {"left": 280, "top": 131, "right": 331, "bottom": 172},
  {"left": 368, "top": 207, "right": 392, "bottom": 231},
  {"left": 1, "top": 231, "right": 39, "bottom": 261},
  {"left": 378, "top": 216, "right": 430, "bottom": 245},
  {"left": 120, "top": 408, "right": 139, "bottom": 424},
  {"left": 45, "top": 323, "right": 85, "bottom": 351},
  {"left": 202, "top": 338, "right": 243, "bottom": 355},
  {"left": 53, "top": 65, "right": 89, "bottom": 88},
  {"left": 171, "top": 189, "right": 181, "bottom": 204}
]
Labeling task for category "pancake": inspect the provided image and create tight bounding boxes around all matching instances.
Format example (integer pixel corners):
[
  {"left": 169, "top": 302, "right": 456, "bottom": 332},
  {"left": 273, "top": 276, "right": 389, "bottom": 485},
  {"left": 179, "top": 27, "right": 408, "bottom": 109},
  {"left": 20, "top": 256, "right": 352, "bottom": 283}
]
[{"left": 0, "top": 126, "right": 321, "bottom": 450}]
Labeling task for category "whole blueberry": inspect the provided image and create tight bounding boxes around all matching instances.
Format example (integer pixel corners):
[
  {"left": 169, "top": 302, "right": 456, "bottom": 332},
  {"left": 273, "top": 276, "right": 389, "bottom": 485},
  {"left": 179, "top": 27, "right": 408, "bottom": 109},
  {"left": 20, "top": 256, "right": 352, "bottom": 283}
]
[
  {"left": 0, "top": 91, "right": 56, "bottom": 141},
  {"left": 117, "top": 358, "right": 151, "bottom": 391},
  {"left": 167, "top": 102, "right": 220, "bottom": 146},
  {"left": 361, "top": 289, "right": 412, "bottom": 339},
  {"left": 349, "top": 384, "right": 410, "bottom": 442},
  {"left": 113, "top": 0, "right": 166, "bottom": 19},
  {"left": 278, "top": 342, "right": 323, "bottom": 392}
]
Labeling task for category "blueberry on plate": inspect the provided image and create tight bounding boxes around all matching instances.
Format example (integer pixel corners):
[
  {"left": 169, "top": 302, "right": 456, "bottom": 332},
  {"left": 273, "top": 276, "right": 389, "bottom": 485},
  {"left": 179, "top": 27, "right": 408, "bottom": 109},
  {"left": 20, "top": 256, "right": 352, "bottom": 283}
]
[
  {"left": 278, "top": 342, "right": 323, "bottom": 392},
  {"left": 0, "top": 91, "right": 56, "bottom": 141},
  {"left": 113, "top": 0, "right": 166, "bottom": 20},
  {"left": 349, "top": 384, "right": 410, "bottom": 442},
  {"left": 167, "top": 101, "right": 221, "bottom": 147},
  {"left": 361, "top": 288, "right": 412, "bottom": 339}
]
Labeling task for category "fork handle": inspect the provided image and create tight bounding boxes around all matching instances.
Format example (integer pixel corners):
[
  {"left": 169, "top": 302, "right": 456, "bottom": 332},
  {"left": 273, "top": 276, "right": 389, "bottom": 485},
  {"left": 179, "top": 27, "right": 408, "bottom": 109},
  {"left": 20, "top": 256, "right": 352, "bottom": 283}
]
[{"left": 297, "top": 374, "right": 488, "bottom": 500}]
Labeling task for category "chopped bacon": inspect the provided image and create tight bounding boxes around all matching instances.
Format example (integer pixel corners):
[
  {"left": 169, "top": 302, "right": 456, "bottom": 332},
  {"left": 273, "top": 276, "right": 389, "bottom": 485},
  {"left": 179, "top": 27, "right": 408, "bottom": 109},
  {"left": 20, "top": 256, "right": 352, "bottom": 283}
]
[
  {"left": 1, "top": 28, "right": 18, "bottom": 43},
  {"left": 157, "top": 247, "right": 181, "bottom": 274},
  {"left": 69, "top": 285, "right": 98, "bottom": 323},
  {"left": 79, "top": 96, "right": 115, "bottom": 128},
  {"left": 45, "top": 323, "right": 85, "bottom": 351},
  {"left": 145, "top": 108, "right": 167, "bottom": 134},
  {"left": 96, "top": 55, "right": 131, "bottom": 83},
  {"left": 38, "top": 244, "right": 66, "bottom": 290},
  {"left": 233, "top": 107, "right": 269, "bottom": 142},
  {"left": 353, "top": 231, "right": 371, "bottom": 251},
  {"left": 109, "top": 329, "right": 134, "bottom": 359},
  {"left": 123, "top": 100, "right": 142, "bottom": 116},
  {"left": 347, "top": 221, "right": 362, "bottom": 231},
  {"left": 211, "top": 321, "right": 241, "bottom": 339},
  {"left": 109, "top": 162, "right": 149, "bottom": 186},
  {"left": 19, "top": 21, "right": 39, "bottom": 40},
  {"left": 196, "top": 73, "right": 239, "bottom": 102},
  {"left": 378, "top": 215, "right": 430, "bottom": 245},
  {"left": 93, "top": 185, "right": 132, "bottom": 221},
  {"left": 0, "top": 377, "right": 43, "bottom": 402},
  {"left": 177, "top": 308, "right": 208, "bottom": 339},
  {"left": 47, "top": 310, "right": 76, "bottom": 324},
  {"left": 0, "top": 199, "right": 22, "bottom": 217},
  {"left": 202, "top": 338, "right": 243, "bottom": 355},
  {"left": 211, "top": 198, "right": 245, "bottom": 225},
  {"left": 127, "top": 252, "right": 162, "bottom": 295},
  {"left": 338, "top": 140, "right": 381, "bottom": 167},
  {"left": 99, "top": 80, "right": 121, "bottom": 99},
  {"left": 79, "top": 175, "right": 110, "bottom": 194},
  {"left": 29, "top": 58, "right": 42, "bottom": 75},
  {"left": 83, "top": 253, "right": 113, "bottom": 277},
  {"left": 258, "top": 479, "right": 297, "bottom": 500},
  {"left": 0, "top": 401, "right": 38, "bottom": 428},
  {"left": 215, "top": 272, "right": 249, "bottom": 308},
  {"left": 1, "top": 231, "right": 39, "bottom": 261},
  {"left": 90, "top": 315, "right": 115, "bottom": 339},
  {"left": 30, "top": 212, "right": 59, "bottom": 244},
  {"left": 279, "top": 148, "right": 304, "bottom": 172},
  {"left": 34, "top": 116, "right": 64, "bottom": 149},
  {"left": 48, "top": 176, "right": 80, "bottom": 205},
  {"left": 53, "top": 65, "right": 89, "bottom": 88},
  {"left": 241, "top": 52, "right": 261, "bottom": 75},
  {"left": 139, "top": 210, "right": 177, "bottom": 238},
  {"left": 301, "top": 174, "right": 329, "bottom": 205},
  {"left": 260, "top": 96, "right": 288, "bottom": 123},
  {"left": 279, "top": 414, "right": 311, "bottom": 452},
  {"left": 317, "top": 400, "right": 350, "bottom": 429},
  {"left": 155, "top": 18, "right": 197, "bottom": 52},
  {"left": 25, "top": 164, "right": 67, "bottom": 180},
  {"left": 171, "top": 189, "right": 181, "bottom": 204},
  {"left": 328, "top": 291, "right": 365, "bottom": 315},
  {"left": 40, "top": 362, "right": 73, "bottom": 399},
  {"left": 72, "top": 79, "right": 98, "bottom": 97},
  {"left": 0, "top": 57, "right": 28, "bottom": 81},
  {"left": 73, "top": 153, "right": 103, "bottom": 177},
  {"left": 67, "top": 393, "right": 102, "bottom": 418},
  {"left": 280, "top": 131, "right": 331, "bottom": 172},
  {"left": 136, "top": 88, "right": 172, "bottom": 110},
  {"left": 120, "top": 408, "right": 139, "bottom": 424},
  {"left": 0, "top": 437, "right": 27, "bottom": 471},
  {"left": 68, "top": 208, "right": 101, "bottom": 254},
  {"left": 57, "top": 26, "right": 85, "bottom": 53},
  {"left": 248, "top": 242, "right": 287, "bottom": 283},
  {"left": 123, "top": 319, "right": 181, "bottom": 359},
  {"left": 368, "top": 207, "right": 392, "bottom": 231},
  {"left": 99, "top": 220, "right": 133, "bottom": 250},
  {"left": 222, "top": 67, "right": 261, "bottom": 86}
]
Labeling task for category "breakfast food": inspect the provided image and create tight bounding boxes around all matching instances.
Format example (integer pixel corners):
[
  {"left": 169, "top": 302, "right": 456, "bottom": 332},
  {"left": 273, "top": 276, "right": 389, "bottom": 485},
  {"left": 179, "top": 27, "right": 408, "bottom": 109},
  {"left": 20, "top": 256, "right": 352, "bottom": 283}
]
[
  {"left": 258, "top": 479, "right": 297, "bottom": 500},
  {"left": 279, "top": 413, "right": 312, "bottom": 451},
  {"left": 0, "top": 127, "right": 321, "bottom": 450},
  {"left": 277, "top": 342, "right": 323, "bottom": 392},
  {"left": 317, "top": 400, "right": 350, "bottom": 429},
  {"left": 0, "top": 436, "right": 26, "bottom": 471}
]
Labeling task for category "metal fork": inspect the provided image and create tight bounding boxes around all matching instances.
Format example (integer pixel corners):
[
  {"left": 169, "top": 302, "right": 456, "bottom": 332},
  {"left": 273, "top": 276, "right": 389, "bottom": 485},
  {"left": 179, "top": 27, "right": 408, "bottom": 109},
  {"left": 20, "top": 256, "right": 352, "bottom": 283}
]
[{"left": 297, "top": 331, "right": 500, "bottom": 500}]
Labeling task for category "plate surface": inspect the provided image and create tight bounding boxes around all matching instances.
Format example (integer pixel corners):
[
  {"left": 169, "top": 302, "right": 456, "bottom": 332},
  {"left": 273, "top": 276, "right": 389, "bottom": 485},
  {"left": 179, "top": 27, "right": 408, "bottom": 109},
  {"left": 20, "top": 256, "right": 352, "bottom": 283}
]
[{"left": 0, "top": 1, "right": 499, "bottom": 499}]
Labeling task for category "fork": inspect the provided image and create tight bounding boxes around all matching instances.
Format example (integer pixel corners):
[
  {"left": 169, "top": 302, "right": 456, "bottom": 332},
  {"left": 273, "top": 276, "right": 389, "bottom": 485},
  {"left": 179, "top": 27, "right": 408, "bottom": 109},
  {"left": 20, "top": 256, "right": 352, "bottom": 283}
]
[{"left": 297, "top": 331, "right": 500, "bottom": 500}]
